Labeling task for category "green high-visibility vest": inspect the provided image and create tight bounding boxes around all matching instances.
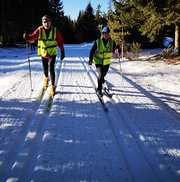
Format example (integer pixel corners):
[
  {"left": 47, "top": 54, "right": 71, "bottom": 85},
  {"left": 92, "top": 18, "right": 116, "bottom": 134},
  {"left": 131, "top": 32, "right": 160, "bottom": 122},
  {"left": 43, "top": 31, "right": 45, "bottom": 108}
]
[
  {"left": 93, "top": 38, "right": 113, "bottom": 65},
  {"left": 37, "top": 26, "right": 57, "bottom": 57}
]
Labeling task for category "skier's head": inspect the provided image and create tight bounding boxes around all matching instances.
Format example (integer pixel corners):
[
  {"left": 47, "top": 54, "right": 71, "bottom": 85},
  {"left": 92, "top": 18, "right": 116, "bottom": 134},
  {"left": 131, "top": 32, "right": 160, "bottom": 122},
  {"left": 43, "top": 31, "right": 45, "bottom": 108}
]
[
  {"left": 42, "top": 15, "right": 52, "bottom": 29},
  {"left": 101, "top": 26, "right": 110, "bottom": 39},
  {"left": 102, "top": 26, "right": 110, "bottom": 33}
]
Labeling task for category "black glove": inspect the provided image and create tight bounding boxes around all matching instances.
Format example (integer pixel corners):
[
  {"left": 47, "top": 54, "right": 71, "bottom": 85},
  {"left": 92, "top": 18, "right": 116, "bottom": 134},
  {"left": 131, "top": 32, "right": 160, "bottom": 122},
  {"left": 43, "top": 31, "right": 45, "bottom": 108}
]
[
  {"left": 88, "top": 59, "right": 93, "bottom": 65},
  {"left": 61, "top": 51, "right": 65, "bottom": 60}
]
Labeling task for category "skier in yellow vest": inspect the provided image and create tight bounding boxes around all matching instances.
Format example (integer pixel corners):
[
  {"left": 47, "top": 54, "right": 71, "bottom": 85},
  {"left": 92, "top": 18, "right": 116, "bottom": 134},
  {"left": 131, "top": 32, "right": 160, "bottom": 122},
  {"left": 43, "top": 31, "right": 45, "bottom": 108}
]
[
  {"left": 89, "top": 26, "right": 116, "bottom": 97},
  {"left": 23, "top": 15, "right": 65, "bottom": 97}
]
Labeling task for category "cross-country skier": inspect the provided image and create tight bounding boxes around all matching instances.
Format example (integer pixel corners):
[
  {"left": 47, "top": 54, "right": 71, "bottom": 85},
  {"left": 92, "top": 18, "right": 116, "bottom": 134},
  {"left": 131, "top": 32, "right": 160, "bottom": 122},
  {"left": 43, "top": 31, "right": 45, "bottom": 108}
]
[
  {"left": 23, "top": 15, "right": 65, "bottom": 97},
  {"left": 89, "top": 26, "right": 117, "bottom": 97}
]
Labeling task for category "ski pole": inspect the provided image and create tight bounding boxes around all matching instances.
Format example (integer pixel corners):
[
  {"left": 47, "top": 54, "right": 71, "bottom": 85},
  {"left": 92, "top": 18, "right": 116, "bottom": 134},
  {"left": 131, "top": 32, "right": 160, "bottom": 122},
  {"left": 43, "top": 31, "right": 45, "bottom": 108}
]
[
  {"left": 26, "top": 43, "right": 33, "bottom": 92},
  {"left": 119, "top": 41, "right": 124, "bottom": 87}
]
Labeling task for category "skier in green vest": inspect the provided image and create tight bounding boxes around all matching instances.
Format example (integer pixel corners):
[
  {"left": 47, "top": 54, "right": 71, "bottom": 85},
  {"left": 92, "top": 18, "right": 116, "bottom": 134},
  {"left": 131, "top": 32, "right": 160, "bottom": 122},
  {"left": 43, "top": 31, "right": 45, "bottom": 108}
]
[
  {"left": 23, "top": 15, "right": 65, "bottom": 97},
  {"left": 89, "top": 26, "right": 117, "bottom": 97}
]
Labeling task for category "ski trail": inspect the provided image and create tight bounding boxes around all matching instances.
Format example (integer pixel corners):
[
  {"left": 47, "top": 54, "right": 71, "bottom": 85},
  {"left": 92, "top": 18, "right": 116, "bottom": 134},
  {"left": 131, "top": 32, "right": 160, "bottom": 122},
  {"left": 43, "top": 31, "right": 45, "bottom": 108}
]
[
  {"left": 106, "top": 61, "right": 180, "bottom": 181},
  {"left": 28, "top": 57, "right": 132, "bottom": 182},
  {"left": 1, "top": 57, "right": 63, "bottom": 181},
  {"left": 82, "top": 57, "right": 161, "bottom": 182},
  {"left": 0, "top": 72, "right": 43, "bottom": 180},
  {"left": 0, "top": 49, "right": 179, "bottom": 182},
  {"left": 83, "top": 57, "right": 180, "bottom": 181}
]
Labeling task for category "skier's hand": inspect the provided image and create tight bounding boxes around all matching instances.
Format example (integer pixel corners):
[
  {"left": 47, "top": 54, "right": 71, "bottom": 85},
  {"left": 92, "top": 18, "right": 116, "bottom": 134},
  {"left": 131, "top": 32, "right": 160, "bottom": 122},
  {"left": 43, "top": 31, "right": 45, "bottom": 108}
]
[
  {"left": 113, "top": 49, "right": 120, "bottom": 58},
  {"left": 61, "top": 51, "right": 65, "bottom": 60},
  {"left": 88, "top": 59, "right": 93, "bottom": 65},
  {"left": 23, "top": 32, "right": 28, "bottom": 40}
]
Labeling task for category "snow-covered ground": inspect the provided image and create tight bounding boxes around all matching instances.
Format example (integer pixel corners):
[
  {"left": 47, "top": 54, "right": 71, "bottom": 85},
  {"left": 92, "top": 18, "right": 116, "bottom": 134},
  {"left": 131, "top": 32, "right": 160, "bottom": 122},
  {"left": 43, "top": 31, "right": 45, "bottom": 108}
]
[{"left": 0, "top": 44, "right": 180, "bottom": 182}]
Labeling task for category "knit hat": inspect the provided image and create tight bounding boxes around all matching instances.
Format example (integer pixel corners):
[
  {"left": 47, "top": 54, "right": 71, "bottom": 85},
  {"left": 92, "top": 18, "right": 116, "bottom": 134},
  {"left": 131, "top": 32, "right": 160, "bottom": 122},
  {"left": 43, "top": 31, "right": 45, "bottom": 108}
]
[{"left": 102, "top": 26, "right": 110, "bottom": 33}]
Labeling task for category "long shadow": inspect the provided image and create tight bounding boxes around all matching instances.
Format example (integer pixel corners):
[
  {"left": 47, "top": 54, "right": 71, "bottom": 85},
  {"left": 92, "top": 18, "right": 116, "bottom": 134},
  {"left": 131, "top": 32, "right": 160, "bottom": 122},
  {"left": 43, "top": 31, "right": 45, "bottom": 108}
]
[
  {"left": 110, "top": 66, "right": 180, "bottom": 119},
  {"left": 28, "top": 96, "right": 180, "bottom": 182},
  {"left": 0, "top": 57, "right": 89, "bottom": 74},
  {"left": 0, "top": 57, "right": 42, "bottom": 73},
  {"left": 0, "top": 88, "right": 180, "bottom": 181},
  {"left": 0, "top": 97, "right": 41, "bottom": 180},
  {"left": 1, "top": 49, "right": 180, "bottom": 181}
]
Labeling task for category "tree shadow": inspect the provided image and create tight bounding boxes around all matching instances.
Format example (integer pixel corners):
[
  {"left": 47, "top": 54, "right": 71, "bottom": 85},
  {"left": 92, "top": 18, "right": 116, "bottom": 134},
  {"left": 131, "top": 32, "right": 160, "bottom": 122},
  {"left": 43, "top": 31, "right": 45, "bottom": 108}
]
[{"left": 29, "top": 87, "right": 180, "bottom": 181}]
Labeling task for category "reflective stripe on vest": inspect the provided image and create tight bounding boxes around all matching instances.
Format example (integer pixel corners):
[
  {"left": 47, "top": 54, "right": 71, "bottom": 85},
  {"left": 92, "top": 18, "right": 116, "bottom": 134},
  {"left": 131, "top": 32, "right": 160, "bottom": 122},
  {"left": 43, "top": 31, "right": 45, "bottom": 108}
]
[
  {"left": 93, "top": 39, "right": 113, "bottom": 65},
  {"left": 37, "top": 26, "right": 57, "bottom": 57}
]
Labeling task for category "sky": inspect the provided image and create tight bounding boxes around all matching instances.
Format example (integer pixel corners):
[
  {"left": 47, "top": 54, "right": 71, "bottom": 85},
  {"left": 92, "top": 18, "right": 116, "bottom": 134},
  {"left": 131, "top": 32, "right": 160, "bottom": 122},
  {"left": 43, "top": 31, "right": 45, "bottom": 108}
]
[{"left": 62, "top": 0, "right": 110, "bottom": 20}]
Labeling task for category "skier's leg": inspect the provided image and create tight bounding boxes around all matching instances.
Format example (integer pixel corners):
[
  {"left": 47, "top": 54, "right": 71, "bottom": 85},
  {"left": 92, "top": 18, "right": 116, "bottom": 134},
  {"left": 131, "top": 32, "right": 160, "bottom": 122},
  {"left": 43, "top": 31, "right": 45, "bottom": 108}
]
[
  {"left": 49, "top": 56, "right": 56, "bottom": 86},
  {"left": 102, "top": 64, "right": 110, "bottom": 82},
  {"left": 42, "top": 57, "right": 49, "bottom": 88},
  {"left": 42, "top": 57, "right": 49, "bottom": 77},
  {"left": 95, "top": 64, "right": 103, "bottom": 95},
  {"left": 49, "top": 56, "right": 56, "bottom": 96},
  {"left": 101, "top": 64, "right": 110, "bottom": 91}
]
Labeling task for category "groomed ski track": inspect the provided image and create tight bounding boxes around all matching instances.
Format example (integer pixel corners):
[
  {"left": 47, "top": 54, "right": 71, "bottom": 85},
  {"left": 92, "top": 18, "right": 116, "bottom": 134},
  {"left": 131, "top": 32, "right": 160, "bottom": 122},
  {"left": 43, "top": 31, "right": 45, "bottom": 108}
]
[{"left": 0, "top": 46, "right": 180, "bottom": 182}]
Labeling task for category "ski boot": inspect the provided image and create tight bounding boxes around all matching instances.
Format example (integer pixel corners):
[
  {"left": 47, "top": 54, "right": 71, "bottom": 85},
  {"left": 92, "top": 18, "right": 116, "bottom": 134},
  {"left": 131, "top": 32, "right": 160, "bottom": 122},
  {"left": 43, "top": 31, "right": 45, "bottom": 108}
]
[
  {"left": 43, "top": 76, "right": 48, "bottom": 89},
  {"left": 50, "top": 85, "right": 55, "bottom": 97}
]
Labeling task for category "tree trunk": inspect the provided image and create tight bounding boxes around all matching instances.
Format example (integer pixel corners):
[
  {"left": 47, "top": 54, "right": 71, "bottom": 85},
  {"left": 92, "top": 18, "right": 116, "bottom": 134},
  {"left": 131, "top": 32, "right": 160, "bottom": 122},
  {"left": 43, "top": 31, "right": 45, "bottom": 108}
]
[{"left": 175, "top": 24, "right": 180, "bottom": 54}]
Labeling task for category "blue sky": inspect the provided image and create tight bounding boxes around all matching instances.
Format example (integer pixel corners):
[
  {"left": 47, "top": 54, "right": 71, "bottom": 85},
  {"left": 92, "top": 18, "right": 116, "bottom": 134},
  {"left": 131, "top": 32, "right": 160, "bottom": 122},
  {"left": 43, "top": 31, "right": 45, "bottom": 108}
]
[{"left": 62, "top": 0, "right": 110, "bottom": 20}]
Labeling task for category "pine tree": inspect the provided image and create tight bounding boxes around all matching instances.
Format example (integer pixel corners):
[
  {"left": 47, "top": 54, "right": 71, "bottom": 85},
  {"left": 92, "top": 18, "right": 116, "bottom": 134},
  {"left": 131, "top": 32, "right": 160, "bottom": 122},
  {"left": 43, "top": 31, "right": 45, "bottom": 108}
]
[
  {"left": 60, "top": 16, "right": 76, "bottom": 43},
  {"left": 49, "top": 0, "right": 64, "bottom": 17},
  {"left": 137, "top": 0, "right": 180, "bottom": 53},
  {"left": 75, "top": 3, "right": 99, "bottom": 43},
  {"left": 0, "top": 0, "right": 49, "bottom": 45},
  {"left": 95, "top": 4, "right": 108, "bottom": 29},
  {"left": 48, "top": 0, "right": 64, "bottom": 28},
  {"left": 109, "top": 0, "right": 138, "bottom": 47},
  {"left": 110, "top": 0, "right": 180, "bottom": 53},
  {"left": 164, "top": 0, "right": 180, "bottom": 53}
]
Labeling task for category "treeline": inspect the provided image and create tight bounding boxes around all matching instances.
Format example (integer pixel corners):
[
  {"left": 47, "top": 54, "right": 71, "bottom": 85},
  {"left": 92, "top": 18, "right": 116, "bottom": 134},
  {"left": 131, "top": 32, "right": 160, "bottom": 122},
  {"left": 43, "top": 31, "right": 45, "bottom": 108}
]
[
  {"left": 0, "top": 0, "right": 179, "bottom": 53},
  {"left": 108, "top": 0, "right": 180, "bottom": 53},
  {"left": 0, "top": 0, "right": 106, "bottom": 45},
  {"left": 0, "top": 0, "right": 49, "bottom": 45}
]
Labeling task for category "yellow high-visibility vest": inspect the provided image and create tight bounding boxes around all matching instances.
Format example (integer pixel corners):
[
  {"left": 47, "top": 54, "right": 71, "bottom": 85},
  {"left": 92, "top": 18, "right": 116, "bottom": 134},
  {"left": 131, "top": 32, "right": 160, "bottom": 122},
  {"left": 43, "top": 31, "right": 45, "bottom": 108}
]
[
  {"left": 93, "top": 38, "right": 113, "bottom": 65},
  {"left": 37, "top": 26, "right": 57, "bottom": 57}
]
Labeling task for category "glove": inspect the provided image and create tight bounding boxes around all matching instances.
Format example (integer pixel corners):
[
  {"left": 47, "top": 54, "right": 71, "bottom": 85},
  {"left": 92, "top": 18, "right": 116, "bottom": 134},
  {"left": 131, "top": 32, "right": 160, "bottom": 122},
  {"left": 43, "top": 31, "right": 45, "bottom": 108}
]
[
  {"left": 88, "top": 59, "right": 93, "bottom": 65},
  {"left": 61, "top": 51, "right": 65, "bottom": 60}
]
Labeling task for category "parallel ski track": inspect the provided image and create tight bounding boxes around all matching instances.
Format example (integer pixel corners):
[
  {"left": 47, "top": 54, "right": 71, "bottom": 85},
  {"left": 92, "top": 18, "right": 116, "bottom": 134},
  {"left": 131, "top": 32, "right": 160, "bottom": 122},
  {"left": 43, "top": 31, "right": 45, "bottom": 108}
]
[
  {"left": 24, "top": 58, "right": 67, "bottom": 182},
  {"left": 0, "top": 73, "right": 29, "bottom": 99},
  {"left": 81, "top": 57, "right": 179, "bottom": 182},
  {"left": 108, "top": 64, "right": 180, "bottom": 181},
  {"left": 0, "top": 72, "right": 42, "bottom": 181},
  {"left": 110, "top": 65, "right": 180, "bottom": 120},
  {"left": 82, "top": 56, "right": 159, "bottom": 181},
  {"left": 1, "top": 57, "right": 63, "bottom": 182},
  {"left": 81, "top": 57, "right": 135, "bottom": 181},
  {"left": 1, "top": 56, "right": 179, "bottom": 181},
  {"left": 81, "top": 59, "right": 108, "bottom": 112}
]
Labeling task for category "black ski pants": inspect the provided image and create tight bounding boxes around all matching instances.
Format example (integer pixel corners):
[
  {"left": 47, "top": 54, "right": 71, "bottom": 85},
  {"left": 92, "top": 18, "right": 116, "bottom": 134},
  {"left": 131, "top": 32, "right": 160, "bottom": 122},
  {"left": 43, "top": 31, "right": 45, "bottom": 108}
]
[
  {"left": 42, "top": 56, "right": 56, "bottom": 86},
  {"left": 95, "top": 64, "right": 110, "bottom": 92}
]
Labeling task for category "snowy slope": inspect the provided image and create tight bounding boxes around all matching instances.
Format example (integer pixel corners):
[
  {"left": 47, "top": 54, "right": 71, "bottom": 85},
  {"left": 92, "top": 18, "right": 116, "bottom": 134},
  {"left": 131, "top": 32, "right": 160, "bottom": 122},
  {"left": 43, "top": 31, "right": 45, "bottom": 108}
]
[{"left": 0, "top": 45, "right": 180, "bottom": 182}]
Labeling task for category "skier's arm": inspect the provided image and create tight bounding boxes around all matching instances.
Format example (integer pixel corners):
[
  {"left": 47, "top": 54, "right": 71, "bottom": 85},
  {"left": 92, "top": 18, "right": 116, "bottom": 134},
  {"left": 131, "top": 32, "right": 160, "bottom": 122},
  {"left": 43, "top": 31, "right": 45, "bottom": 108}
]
[
  {"left": 56, "top": 32, "right": 65, "bottom": 60},
  {"left": 89, "top": 41, "right": 97, "bottom": 65},
  {"left": 23, "top": 28, "right": 39, "bottom": 42}
]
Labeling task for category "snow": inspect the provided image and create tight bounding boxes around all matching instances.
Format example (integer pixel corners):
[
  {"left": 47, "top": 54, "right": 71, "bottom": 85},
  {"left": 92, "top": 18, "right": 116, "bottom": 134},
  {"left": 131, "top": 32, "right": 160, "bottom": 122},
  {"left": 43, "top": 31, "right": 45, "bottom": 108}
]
[{"left": 0, "top": 44, "right": 180, "bottom": 182}]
